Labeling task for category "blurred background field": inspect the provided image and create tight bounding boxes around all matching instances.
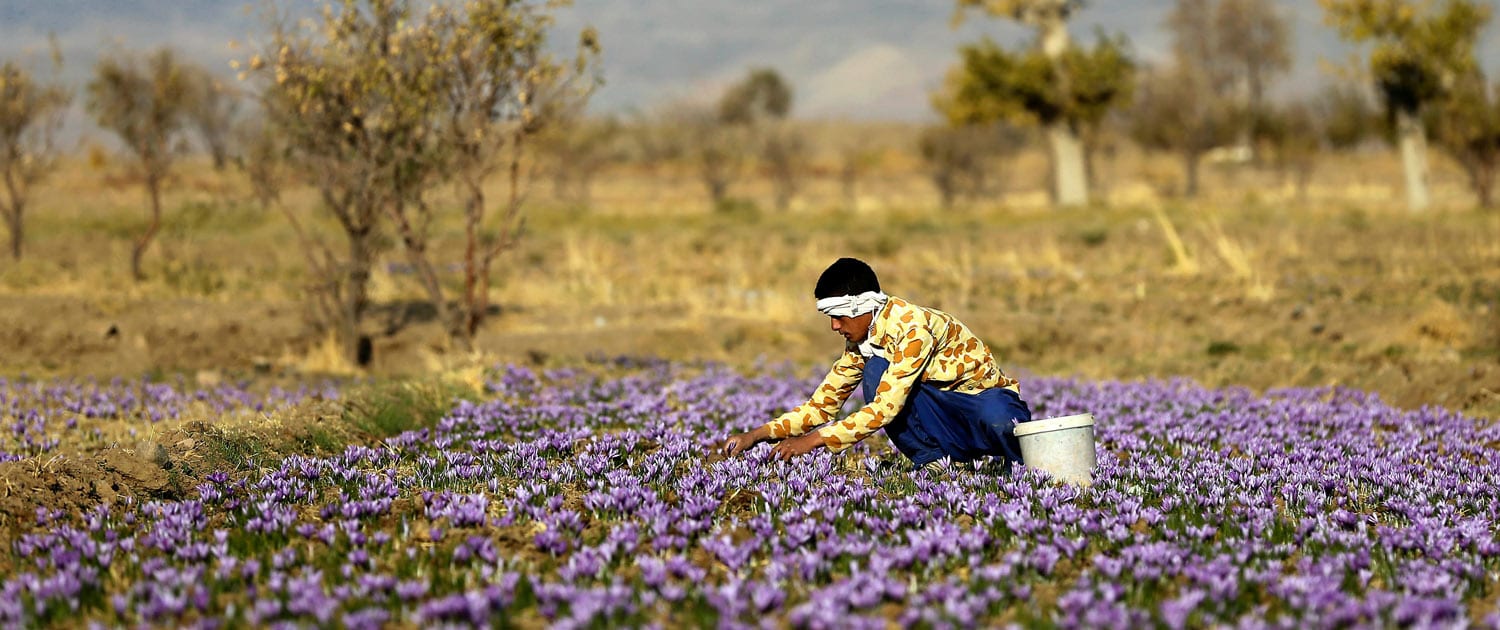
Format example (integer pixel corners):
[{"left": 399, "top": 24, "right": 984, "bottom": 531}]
[{"left": 0, "top": 141, "right": 1495, "bottom": 419}]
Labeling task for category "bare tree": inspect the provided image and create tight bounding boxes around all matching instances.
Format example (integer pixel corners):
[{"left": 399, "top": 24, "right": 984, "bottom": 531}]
[
  {"left": 919, "top": 123, "right": 1023, "bottom": 209},
  {"left": 1126, "top": 0, "right": 1252, "bottom": 197},
  {"left": 250, "top": 0, "right": 596, "bottom": 358},
  {"left": 251, "top": 0, "right": 436, "bottom": 363},
  {"left": 834, "top": 128, "right": 883, "bottom": 211},
  {"left": 430, "top": 3, "right": 601, "bottom": 343},
  {"left": 719, "top": 67, "right": 803, "bottom": 211},
  {"left": 542, "top": 111, "right": 623, "bottom": 208},
  {"left": 761, "top": 123, "right": 805, "bottom": 212},
  {"left": 1313, "top": 81, "right": 1379, "bottom": 152},
  {"left": 86, "top": 47, "right": 191, "bottom": 281},
  {"left": 622, "top": 107, "right": 687, "bottom": 198},
  {"left": 182, "top": 65, "right": 241, "bottom": 171},
  {"left": 1258, "top": 101, "right": 1321, "bottom": 202},
  {"left": 0, "top": 61, "right": 70, "bottom": 261},
  {"left": 1129, "top": 63, "right": 1243, "bottom": 197},
  {"left": 675, "top": 103, "right": 747, "bottom": 210},
  {"left": 1213, "top": 0, "right": 1292, "bottom": 160},
  {"left": 233, "top": 114, "right": 285, "bottom": 211}
]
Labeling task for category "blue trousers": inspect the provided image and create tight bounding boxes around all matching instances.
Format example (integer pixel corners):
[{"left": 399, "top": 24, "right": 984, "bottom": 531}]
[{"left": 862, "top": 356, "right": 1029, "bottom": 467}]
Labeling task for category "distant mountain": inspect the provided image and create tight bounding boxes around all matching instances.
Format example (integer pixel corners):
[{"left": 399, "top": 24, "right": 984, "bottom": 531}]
[{"left": 2, "top": 0, "right": 1498, "bottom": 126}]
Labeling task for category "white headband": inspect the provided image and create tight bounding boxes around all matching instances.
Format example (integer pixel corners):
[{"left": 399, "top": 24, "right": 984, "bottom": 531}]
[{"left": 816, "top": 291, "right": 888, "bottom": 318}]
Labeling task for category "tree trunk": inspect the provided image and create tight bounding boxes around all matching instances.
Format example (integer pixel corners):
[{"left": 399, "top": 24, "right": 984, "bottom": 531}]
[
  {"left": 5, "top": 212, "right": 19, "bottom": 261},
  {"left": 1295, "top": 167, "right": 1312, "bottom": 205},
  {"left": 708, "top": 178, "right": 729, "bottom": 207},
  {"left": 132, "top": 176, "right": 164, "bottom": 282},
  {"left": 462, "top": 185, "right": 484, "bottom": 344},
  {"left": 578, "top": 171, "right": 595, "bottom": 209},
  {"left": 841, "top": 166, "right": 857, "bottom": 211},
  {"left": 1396, "top": 108, "right": 1431, "bottom": 212},
  {"left": 343, "top": 228, "right": 374, "bottom": 365},
  {"left": 6, "top": 211, "right": 19, "bottom": 261},
  {"left": 1038, "top": 16, "right": 1087, "bottom": 207},
  {"left": 774, "top": 177, "right": 793, "bottom": 212},
  {"left": 1049, "top": 122, "right": 1089, "bottom": 206},
  {"left": 1474, "top": 162, "right": 1496, "bottom": 209},
  {"left": 936, "top": 174, "right": 955, "bottom": 210},
  {"left": 1038, "top": 13, "right": 1070, "bottom": 58},
  {"left": 388, "top": 200, "right": 453, "bottom": 341},
  {"left": 402, "top": 239, "right": 452, "bottom": 342},
  {"left": 3, "top": 169, "right": 23, "bottom": 260},
  {"left": 1183, "top": 150, "right": 1202, "bottom": 198}
]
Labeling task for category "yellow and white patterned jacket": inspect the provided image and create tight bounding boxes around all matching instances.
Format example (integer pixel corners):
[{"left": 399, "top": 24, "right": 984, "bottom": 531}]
[{"left": 762, "top": 296, "right": 1019, "bottom": 451}]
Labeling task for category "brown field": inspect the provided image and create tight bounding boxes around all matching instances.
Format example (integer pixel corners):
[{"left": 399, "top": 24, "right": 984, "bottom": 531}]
[{"left": 1, "top": 133, "right": 1497, "bottom": 424}]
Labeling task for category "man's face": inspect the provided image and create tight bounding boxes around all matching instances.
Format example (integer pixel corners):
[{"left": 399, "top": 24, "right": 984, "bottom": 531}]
[{"left": 830, "top": 312, "right": 874, "bottom": 344}]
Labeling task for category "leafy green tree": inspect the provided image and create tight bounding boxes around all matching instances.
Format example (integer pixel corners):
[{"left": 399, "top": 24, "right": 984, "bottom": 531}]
[
  {"left": 0, "top": 61, "right": 70, "bottom": 261},
  {"left": 87, "top": 47, "right": 192, "bottom": 282},
  {"left": 1321, "top": 0, "right": 1491, "bottom": 211},
  {"left": 1431, "top": 75, "right": 1500, "bottom": 208},
  {"left": 718, "top": 68, "right": 791, "bottom": 125},
  {"left": 944, "top": 0, "right": 1133, "bottom": 206}
]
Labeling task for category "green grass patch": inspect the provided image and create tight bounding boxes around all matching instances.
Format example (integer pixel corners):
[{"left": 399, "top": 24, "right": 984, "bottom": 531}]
[
  {"left": 204, "top": 427, "right": 269, "bottom": 473},
  {"left": 342, "top": 380, "right": 475, "bottom": 439},
  {"left": 1206, "top": 340, "right": 1241, "bottom": 357}
]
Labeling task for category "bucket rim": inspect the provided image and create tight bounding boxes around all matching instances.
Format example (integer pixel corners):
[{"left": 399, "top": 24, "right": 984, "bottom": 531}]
[{"left": 1013, "top": 413, "right": 1095, "bottom": 437}]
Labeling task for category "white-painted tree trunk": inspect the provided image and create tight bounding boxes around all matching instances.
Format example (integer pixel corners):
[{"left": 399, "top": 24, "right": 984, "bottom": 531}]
[
  {"left": 1038, "top": 15, "right": 1088, "bottom": 207},
  {"left": 1049, "top": 122, "right": 1089, "bottom": 206},
  {"left": 1396, "top": 108, "right": 1430, "bottom": 212}
]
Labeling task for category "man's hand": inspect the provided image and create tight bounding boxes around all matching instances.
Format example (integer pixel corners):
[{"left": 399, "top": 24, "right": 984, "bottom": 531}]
[
  {"left": 721, "top": 425, "right": 771, "bottom": 457},
  {"left": 770, "top": 432, "right": 826, "bottom": 461}
]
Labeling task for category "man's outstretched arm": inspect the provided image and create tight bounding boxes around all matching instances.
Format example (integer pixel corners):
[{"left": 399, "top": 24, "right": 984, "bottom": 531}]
[
  {"left": 815, "top": 321, "right": 941, "bottom": 452},
  {"left": 721, "top": 350, "right": 863, "bottom": 456}
]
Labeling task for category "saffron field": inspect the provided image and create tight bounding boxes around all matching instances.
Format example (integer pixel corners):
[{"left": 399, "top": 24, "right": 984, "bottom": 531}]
[{"left": 2, "top": 361, "right": 1498, "bottom": 628}]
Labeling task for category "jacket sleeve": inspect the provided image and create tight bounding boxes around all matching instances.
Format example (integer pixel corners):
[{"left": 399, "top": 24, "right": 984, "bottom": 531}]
[
  {"left": 815, "top": 319, "right": 943, "bottom": 452},
  {"left": 761, "top": 349, "right": 865, "bottom": 439}
]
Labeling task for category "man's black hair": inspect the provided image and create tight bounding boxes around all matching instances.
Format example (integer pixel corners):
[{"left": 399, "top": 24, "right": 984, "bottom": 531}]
[{"left": 815, "top": 257, "right": 880, "bottom": 299}]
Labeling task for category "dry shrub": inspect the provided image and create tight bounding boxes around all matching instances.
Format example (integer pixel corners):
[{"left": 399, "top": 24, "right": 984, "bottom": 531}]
[
  {"left": 284, "top": 330, "right": 359, "bottom": 376},
  {"left": 1407, "top": 300, "right": 1475, "bottom": 349}
]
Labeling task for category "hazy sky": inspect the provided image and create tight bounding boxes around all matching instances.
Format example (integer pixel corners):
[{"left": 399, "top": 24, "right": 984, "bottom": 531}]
[{"left": 2, "top": 0, "right": 1498, "bottom": 129}]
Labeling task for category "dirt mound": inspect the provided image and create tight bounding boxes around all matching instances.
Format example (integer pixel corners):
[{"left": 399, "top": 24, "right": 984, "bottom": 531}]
[
  {"left": 0, "top": 396, "right": 358, "bottom": 558},
  {"left": 0, "top": 446, "right": 190, "bottom": 550}
]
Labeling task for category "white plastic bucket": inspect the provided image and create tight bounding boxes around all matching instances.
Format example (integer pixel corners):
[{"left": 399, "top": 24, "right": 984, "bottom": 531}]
[{"left": 1013, "top": 413, "right": 1097, "bottom": 485}]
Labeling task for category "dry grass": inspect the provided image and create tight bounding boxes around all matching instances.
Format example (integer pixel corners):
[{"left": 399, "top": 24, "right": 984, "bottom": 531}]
[{"left": 1, "top": 133, "right": 1497, "bottom": 419}]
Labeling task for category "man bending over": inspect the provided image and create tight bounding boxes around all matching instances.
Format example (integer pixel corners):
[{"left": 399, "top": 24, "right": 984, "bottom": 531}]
[{"left": 721, "top": 257, "right": 1030, "bottom": 469}]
